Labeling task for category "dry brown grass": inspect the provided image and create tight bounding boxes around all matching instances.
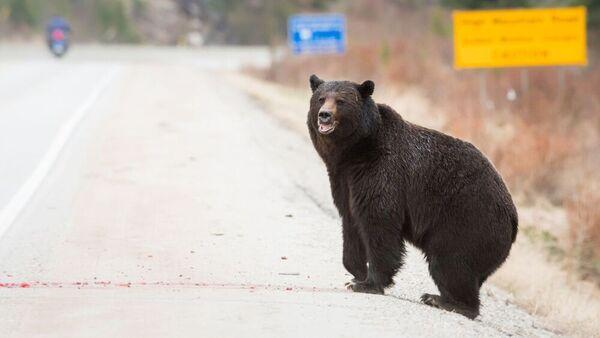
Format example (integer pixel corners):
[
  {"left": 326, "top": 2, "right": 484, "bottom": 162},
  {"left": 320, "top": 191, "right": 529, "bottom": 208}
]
[
  {"left": 491, "top": 222, "right": 600, "bottom": 337},
  {"left": 566, "top": 182, "right": 600, "bottom": 284}
]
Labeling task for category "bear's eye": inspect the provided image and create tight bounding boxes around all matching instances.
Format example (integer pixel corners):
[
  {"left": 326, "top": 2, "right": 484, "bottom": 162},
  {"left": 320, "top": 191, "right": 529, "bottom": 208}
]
[
  {"left": 336, "top": 99, "right": 345, "bottom": 105},
  {"left": 318, "top": 97, "right": 325, "bottom": 104}
]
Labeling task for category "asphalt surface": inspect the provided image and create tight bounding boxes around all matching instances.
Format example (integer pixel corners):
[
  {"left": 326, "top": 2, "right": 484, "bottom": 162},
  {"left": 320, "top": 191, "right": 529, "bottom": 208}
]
[{"left": 0, "top": 45, "right": 554, "bottom": 337}]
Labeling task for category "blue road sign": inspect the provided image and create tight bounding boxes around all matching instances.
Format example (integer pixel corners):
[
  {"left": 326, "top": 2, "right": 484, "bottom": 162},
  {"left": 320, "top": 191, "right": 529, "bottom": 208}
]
[{"left": 288, "top": 13, "right": 346, "bottom": 55}]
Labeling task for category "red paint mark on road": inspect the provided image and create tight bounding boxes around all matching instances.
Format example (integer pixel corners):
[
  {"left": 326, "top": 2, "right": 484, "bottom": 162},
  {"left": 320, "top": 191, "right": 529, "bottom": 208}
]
[
  {"left": 0, "top": 280, "right": 347, "bottom": 294},
  {"left": 93, "top": 281, "right": 112, "bottom": 286},
  {"left": 0, "top": 282, "right": 31, "bottom": 288}
]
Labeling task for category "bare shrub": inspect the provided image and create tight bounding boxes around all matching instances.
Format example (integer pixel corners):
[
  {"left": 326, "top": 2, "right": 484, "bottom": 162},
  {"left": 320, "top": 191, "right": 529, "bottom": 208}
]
[{"left": 566, "top": 182, "right": 600, "bottom": 284}]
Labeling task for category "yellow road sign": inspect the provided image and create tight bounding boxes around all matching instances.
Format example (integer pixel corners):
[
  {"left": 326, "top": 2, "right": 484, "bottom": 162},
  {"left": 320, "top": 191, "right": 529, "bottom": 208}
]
[{"left": 453, "top": 7, "right": 587, "bottom": 69}]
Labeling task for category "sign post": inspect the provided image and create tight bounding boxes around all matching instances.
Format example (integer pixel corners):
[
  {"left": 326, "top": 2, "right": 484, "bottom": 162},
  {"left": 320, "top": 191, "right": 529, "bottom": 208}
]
[
  {"left": 453, "top": 7, "right": 587, "bottom": 111},
  {"left": 288, "top": 13, "right": 346, "bottom": 55}
]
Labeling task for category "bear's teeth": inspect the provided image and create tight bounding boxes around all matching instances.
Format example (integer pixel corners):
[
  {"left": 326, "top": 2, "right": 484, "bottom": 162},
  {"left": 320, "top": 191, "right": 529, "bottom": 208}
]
[
  {"left": 319, "top": 124, "right": 333, "bottom": 133},
  {"left": 318, "top": 121, "right": 337, "bottom": 134}
]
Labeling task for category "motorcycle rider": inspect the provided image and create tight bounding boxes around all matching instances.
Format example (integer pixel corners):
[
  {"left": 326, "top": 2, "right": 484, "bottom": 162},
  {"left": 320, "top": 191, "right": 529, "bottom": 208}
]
[{"left": 46, "top": 16, "right": 71, "bottom": 48}]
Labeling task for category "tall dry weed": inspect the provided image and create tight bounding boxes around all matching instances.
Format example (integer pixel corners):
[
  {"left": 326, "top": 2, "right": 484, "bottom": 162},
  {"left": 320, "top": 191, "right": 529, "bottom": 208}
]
[{"left": 566, "top": 182, "right": 600, "bottom": 284}]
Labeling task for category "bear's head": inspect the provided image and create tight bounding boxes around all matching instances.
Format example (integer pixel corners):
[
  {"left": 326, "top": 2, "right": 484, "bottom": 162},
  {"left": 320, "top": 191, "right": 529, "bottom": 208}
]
[{"left": 308, "top": 74, "right": 379, "bottom": 143}]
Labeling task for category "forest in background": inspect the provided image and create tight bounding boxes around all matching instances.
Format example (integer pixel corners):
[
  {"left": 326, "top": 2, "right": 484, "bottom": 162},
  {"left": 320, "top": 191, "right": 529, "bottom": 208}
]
[
  {"left": 0, "top": 0, "right": 334, "bottom": 44},
  {"left": 0, "top": 0, "right": 598, "bottom": 44}
]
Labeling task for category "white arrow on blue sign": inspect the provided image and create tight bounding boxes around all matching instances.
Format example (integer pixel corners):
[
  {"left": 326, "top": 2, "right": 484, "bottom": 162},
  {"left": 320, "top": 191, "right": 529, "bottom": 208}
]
[{"left": 288, "top": 13, "right": 346, "bottom": 55}]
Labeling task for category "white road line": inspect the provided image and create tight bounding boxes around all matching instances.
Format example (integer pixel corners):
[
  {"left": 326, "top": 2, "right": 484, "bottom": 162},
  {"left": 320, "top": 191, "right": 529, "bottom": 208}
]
[{"left": 0, "top": 66, "right": 121, "bottom": 238}]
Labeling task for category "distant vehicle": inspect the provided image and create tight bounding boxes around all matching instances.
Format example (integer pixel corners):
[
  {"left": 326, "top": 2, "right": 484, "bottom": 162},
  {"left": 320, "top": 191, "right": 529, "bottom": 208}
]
[{"left": 46, "top": 16, "right": 71, "bottom": 58}]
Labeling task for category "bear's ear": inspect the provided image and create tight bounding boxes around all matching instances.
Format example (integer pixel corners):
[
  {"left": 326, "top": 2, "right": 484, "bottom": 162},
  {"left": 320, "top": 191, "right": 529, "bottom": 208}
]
[
  {"left": 310, "top": 74, "right": 324, "bottom": 93},
  {"left": 358, "top": 80, "right": 375, "bottom": 98}
]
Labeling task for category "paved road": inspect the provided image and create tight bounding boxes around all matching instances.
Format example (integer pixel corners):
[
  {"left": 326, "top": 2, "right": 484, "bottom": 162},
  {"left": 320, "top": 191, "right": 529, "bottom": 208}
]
[
  {"left": 0, "top": 60, "right": 114, "bottom": 214},
  {"left": 0, "top": 45, "right": 553, "bottom": 337}
]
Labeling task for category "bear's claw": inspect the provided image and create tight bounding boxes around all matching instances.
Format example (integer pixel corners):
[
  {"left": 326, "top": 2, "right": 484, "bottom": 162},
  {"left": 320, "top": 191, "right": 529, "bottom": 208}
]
[
  {"left": 344, "top": 278, "right": 361, "bottom": 287},
  {"left": 421, "top": 293, "right": 442, "bottom": 308},
  {"left": 346, "top": 280, "right": 384, "bottom": 294}
]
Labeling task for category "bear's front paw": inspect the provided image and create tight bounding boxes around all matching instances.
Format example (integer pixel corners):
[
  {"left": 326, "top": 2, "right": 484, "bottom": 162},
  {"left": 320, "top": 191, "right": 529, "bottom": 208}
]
[
  {"left": 344, "top": 277, "right": 361, "bottom": 287},
  {"left": 346, "top": 280, "right": 384, "bottom": 294}
]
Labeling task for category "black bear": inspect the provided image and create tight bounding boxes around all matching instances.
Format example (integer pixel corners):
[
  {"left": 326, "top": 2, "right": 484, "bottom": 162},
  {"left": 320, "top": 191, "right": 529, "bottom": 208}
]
[{"left": 307, "top": 75, "right": 518, "bottom": 319}]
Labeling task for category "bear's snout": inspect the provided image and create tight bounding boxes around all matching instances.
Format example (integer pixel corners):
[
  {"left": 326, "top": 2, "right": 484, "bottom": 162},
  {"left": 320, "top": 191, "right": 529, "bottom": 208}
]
[
  {"left": 318, "top": 111, "right": 333, "bottom": 124},
  {"left": 317, "top": 109, "right": 338, "bottom": 135}
]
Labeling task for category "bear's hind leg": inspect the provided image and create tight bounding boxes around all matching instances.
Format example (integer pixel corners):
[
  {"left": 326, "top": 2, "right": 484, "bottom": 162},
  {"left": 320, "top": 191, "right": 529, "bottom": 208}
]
[{"left": 423, "top": 257, "right": 480, "bottom": 319}]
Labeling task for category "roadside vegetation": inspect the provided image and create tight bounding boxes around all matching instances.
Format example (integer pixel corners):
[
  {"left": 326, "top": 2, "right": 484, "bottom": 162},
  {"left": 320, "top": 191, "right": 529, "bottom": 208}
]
[{"left": 0, "top": 0, "right": 141, "bottom": 42}]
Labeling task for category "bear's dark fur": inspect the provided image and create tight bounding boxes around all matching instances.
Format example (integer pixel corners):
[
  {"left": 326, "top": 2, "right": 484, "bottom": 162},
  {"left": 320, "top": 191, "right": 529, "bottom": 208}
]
[{"left": 307, "top": 75, "right": 518, "bottom": 319}]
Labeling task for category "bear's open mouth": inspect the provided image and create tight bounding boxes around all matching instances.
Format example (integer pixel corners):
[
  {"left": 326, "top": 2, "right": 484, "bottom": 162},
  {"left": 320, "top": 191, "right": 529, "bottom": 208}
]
[{"left": 318, "top": 121, "right": 338, "bottom": 135}]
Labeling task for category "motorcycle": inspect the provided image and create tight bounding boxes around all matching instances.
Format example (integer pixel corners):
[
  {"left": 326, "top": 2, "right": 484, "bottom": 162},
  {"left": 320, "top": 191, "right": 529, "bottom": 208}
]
[{"left": 48, "top": 28, "right": 69, "bottom": 58}]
